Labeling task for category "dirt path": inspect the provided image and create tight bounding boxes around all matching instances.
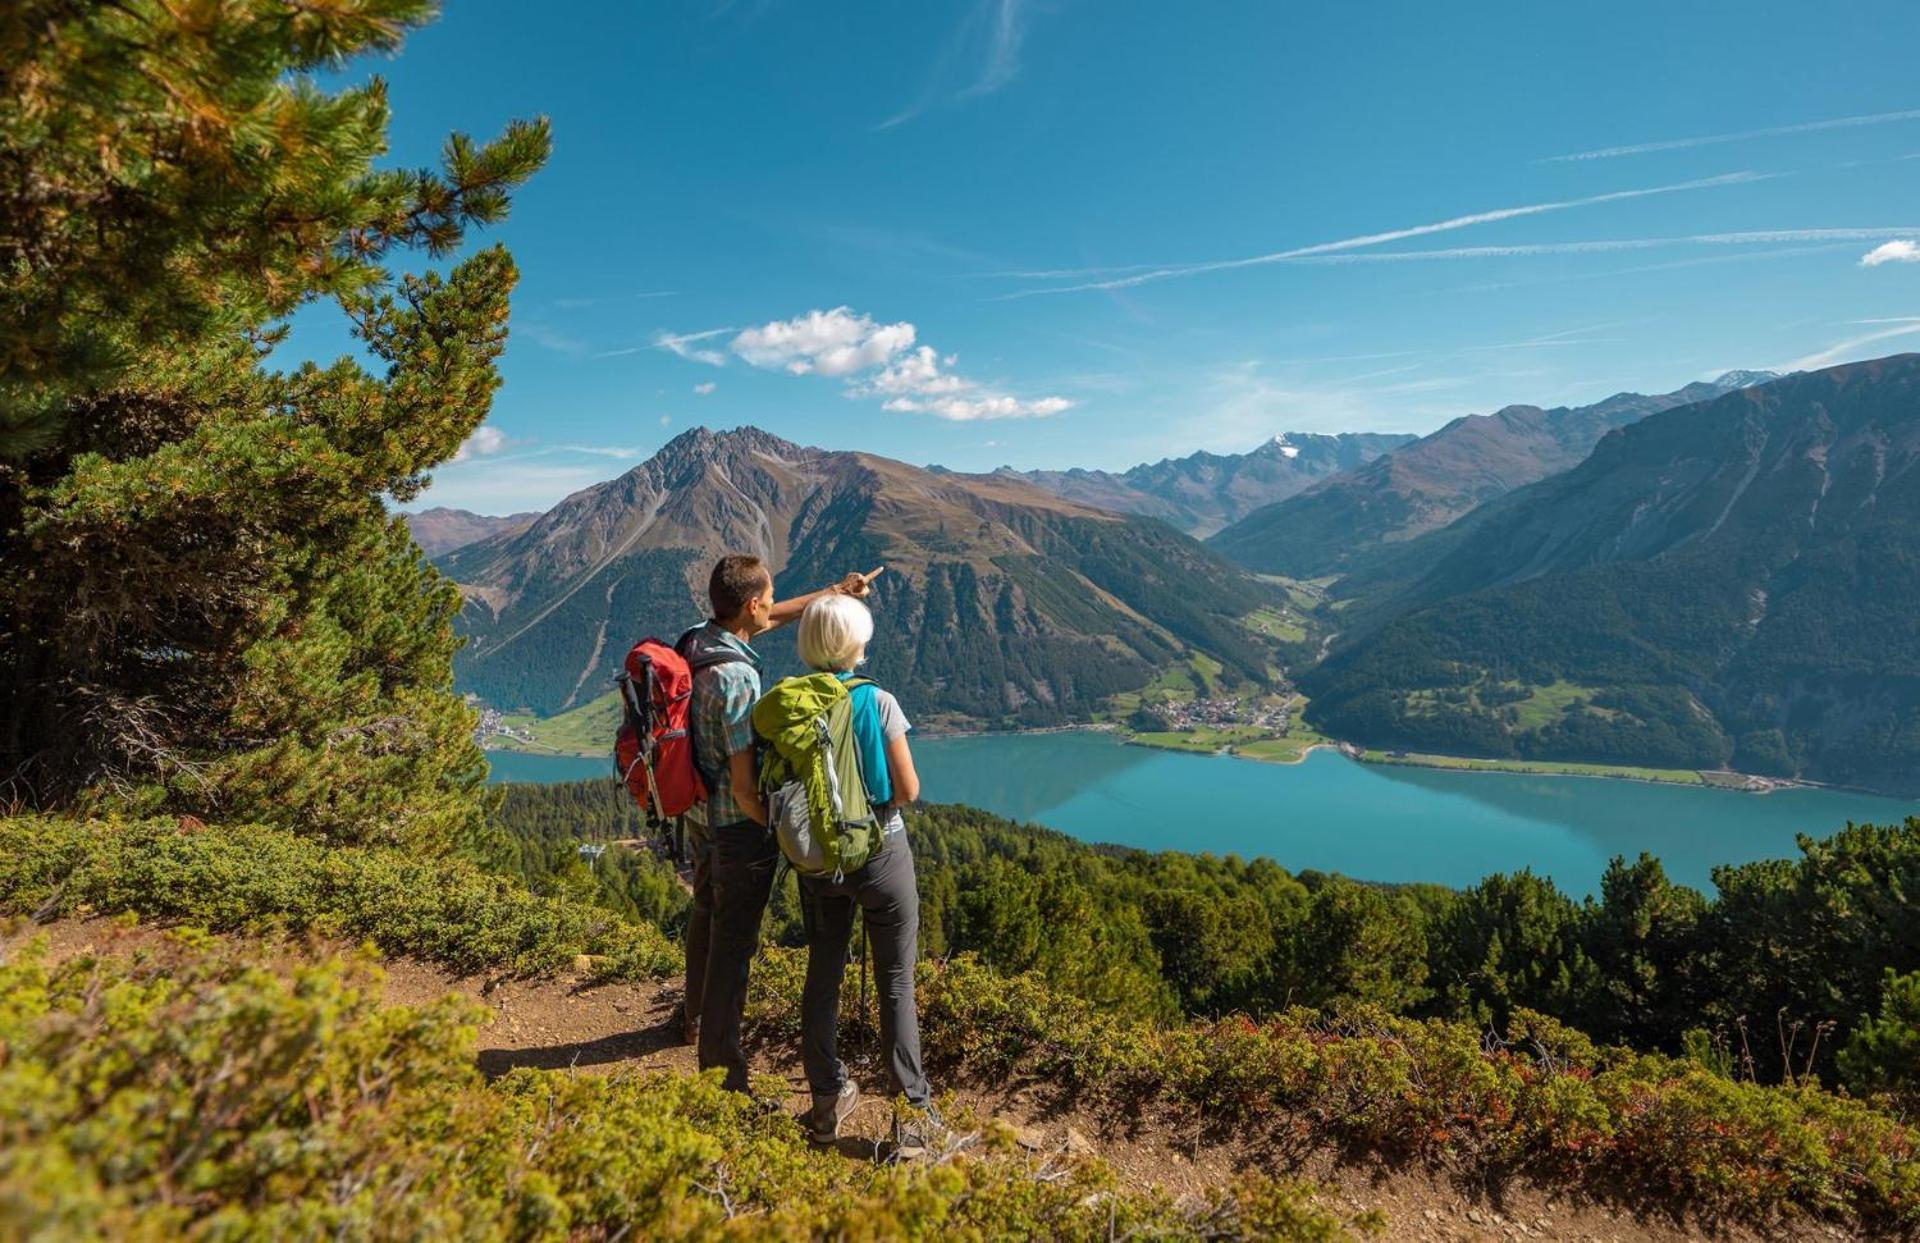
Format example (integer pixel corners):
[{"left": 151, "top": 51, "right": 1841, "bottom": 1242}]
[{"left": 7, "top": 920, "right": 1851, "bottom": 1242}]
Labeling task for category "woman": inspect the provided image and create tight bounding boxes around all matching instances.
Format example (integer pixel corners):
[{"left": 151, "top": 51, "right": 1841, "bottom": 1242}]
[{"left": 792, "top": 592, "right": 944, "bottom": 1158}]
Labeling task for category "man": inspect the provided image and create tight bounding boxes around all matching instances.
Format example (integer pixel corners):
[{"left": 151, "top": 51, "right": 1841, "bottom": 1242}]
[{"left": 682, "top": 554, "right": 880, "bottom": 1094}]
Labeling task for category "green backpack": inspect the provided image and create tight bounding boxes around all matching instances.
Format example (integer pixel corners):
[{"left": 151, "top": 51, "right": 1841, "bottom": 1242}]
[{"left": 752, "top": 672, "right": 882, "bottom": 880}]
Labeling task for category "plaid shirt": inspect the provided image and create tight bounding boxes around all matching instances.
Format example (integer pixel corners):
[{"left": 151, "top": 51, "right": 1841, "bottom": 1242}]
[{"left": 687, "top": 621, "right": 763, "bottom": 830}]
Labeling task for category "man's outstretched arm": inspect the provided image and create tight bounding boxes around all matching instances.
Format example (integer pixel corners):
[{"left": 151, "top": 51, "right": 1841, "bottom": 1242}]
[{"left": 766, "top": 566, "right": 885, "bottom": 630}]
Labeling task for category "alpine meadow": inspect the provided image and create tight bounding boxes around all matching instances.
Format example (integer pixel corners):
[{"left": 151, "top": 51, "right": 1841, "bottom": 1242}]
[{"left": 4, "top": 4, "right": 1920, "bottom": 1242}]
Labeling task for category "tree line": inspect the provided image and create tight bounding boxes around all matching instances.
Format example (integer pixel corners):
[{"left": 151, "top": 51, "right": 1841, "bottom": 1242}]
[{"left": 492, "top": 780, "right": 1920, "bottom": 1106}]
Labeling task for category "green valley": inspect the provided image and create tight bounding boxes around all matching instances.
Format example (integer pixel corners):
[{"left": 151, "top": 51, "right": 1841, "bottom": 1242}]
[{"left": 485, "top": 689, "right": 624, "bottom": 757}]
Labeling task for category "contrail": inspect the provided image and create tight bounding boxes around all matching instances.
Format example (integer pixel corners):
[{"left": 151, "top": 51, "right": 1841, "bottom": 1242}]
[
  {"left": 1546, "top": 108, "right": 1920, "bottom": 162},
  {"left": 999, "top": 172, "right": 1771, "bottom": 298},
  {"left": 1276, "top": 227, "right": 1920, "bottom": 264}
]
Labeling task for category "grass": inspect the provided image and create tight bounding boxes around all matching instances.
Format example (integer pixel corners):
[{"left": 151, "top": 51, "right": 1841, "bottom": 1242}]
[
  {"left": 488, "top": 690, "right": 622, "bottom": 757},
  {"left": 1099, "top": 654, "right": 1222, "bottom": 718},
  {"left": 1127, "top": 725, "right": 1269, "bottom": 754},
  {"left": 1243, "top": 605, "right": 1307, "bottom": 643},
  {"left": 1237, "top": 695, "right": 1332, "bottom": 764},
  {"left": 1238, "top": 722, "right": 1332, "bottom": 764},
  {"left": 1506, "top": 680, "right": 1616, "bottom": 731},
  {"left": 1187, "top": 651, "right": 1225, "bottom": 696},
  {"left": 1125, "top": 695, "right": 1332, "bottom": 764},
  {"left": 1360, "top": 749, "right": 1708, "bottom": 785},
  {"left": 1404, "top": 680, "right": 1622, "bottom": 733}
]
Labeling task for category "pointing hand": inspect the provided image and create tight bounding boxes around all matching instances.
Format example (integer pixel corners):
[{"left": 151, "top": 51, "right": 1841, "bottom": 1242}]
[{"left": 837, "top": 566, "right": 886, "bottom": 598}]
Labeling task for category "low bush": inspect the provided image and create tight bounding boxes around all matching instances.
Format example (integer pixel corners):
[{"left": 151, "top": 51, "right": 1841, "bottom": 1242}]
[
  {"left": 752, "top": 950, "right": 1920, "bottom": 1230},
  {"left": 10, "top": 809, "right": 1912, "bottom": 1231},
  {"left": 0, "top": 814, "right": 677, "bottom": 979},
  {"left": 0, "top": 936, "right": 1373, "bottom": 1241}
]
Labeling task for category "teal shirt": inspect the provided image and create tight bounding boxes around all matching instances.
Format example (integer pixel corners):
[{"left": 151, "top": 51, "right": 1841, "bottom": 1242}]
[{"left": 835, "top": 672, "right": 903, "bottom": 809}]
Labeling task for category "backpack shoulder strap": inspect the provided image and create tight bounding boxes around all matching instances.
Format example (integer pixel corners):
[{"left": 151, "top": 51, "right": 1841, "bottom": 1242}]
[{"left": 677, "top": 624, "right": 749, "bottom": 672}]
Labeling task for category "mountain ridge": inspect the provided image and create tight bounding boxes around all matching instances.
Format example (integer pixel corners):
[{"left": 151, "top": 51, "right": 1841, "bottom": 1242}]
[
  {"left": 403, "top": 506, "right": 540, "bottom": 556},
  {"left": 1003, "top": 431, "right": 1414, "bottom": 537},
  {"left": 1209, "top": 370, "right": 1780, "bottom": 579},
  {"left": 1303, "top": 356, "right": 1920, "bottom": 793},
  {"left": 440, "top": 426, "right": 1278, "bottom": 723}
]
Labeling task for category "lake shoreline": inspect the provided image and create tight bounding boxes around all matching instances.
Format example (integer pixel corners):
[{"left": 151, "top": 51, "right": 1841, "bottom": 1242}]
[
  {"left": 1133, "top": 735, "right": 1812, "bottom": 795},
  {"left": 486, "top": 720, "right": 1840, "bottom": 799},
  {"left": 487, "top": 730, "right": 1914, "bottom": 895}
]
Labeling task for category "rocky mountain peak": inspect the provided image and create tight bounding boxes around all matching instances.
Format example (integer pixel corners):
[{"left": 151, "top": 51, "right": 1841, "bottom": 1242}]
[
  {"left": 1711, "top": 369, "right": 1783, "bottom": 390},
  {"left": 649, "top": 425, "right": 809, "bottom": 472}
]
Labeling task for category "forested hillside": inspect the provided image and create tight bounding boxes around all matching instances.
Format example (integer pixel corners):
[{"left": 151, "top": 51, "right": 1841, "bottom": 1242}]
[
  {"left": 1305, "top": 357, "right": 1920, "bottom": 790},
  {"left": 440, "top": 427, "right": 1278, "bottom": 724},
  {"left": 1210, "top": 371, "right": 1777, "bottom": 579}
]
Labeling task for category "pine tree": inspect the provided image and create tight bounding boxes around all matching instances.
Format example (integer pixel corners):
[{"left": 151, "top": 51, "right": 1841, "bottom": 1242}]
[{"left": 1, "top": 0, "right": 550, "bottom": 854}]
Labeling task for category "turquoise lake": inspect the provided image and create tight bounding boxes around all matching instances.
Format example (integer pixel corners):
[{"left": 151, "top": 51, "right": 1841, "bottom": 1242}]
[{"left": 485, "top": 732, "right": 1916, "bottom": 895}]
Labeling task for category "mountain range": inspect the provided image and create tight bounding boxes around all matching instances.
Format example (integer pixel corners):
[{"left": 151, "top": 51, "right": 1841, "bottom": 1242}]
[
  {"left": 436, "top": 427, "right": 1277, "bottom": 724},
  {"left": 1304, "top": 356, "right": 1920, "bottom": 792},
  {"left": 1208, "top": 371, "right": 1780, "bottom": 579},
  {"left": 1003, "top": 432, "right": 1414, "bottom": 538},
  {"left": 404, "top": 507, "right": 539, "bottom": 556},
  {"left": 420, "top": 357, "right": 1920, "bottom": 793}
]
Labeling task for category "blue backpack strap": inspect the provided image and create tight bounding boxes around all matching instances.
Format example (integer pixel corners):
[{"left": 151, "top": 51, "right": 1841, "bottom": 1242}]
[{"left": 835, "top": 674, "right": 893, "bottom": 812}]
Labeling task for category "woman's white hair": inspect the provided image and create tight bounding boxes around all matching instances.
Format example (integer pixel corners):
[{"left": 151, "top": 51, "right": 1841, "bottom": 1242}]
[{"left": 798, "top": 593, "right": 874, "bottom": 672}]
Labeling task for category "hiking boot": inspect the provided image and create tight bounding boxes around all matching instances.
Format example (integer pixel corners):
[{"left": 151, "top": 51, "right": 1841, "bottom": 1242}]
[
  {"left": 890, "top": 1103, "right": 950, "bottom": 1161},
  {"left": 804, "top": 1081, "right": 861, "bottom": 1145}
]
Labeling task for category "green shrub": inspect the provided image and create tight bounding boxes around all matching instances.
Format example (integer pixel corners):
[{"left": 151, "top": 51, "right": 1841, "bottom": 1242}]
[
  {"left": 0, "top": 815, "right": 676, "bottom": 979},
  {"left": 1839, "top": 969, "right": 1920, "bottom": 1112},
  {"left": 0, "top": 936, "right": 1374, "bottom": 1241},
  {"left": 862, "top": 954, "right": 1917, "bottom": 1229}
]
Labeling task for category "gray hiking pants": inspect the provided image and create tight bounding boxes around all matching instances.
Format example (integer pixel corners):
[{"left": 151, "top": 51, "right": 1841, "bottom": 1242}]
[
  {"left": 798, "top": 836, "right": 931, "bottom": 1107},
  {"left": 682, "top": 831, "right": 714, "bottom": 1031},
  {"left": 697, "top": 819, "right": 780, "bottom": 1094}
]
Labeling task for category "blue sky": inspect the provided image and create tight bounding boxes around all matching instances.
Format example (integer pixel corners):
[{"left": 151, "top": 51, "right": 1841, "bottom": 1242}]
[{"left": 290, "top": 1, "right": 1920, "bottom": 513}]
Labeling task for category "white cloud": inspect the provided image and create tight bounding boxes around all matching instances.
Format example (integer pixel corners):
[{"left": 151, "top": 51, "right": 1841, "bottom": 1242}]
[
  {"left": 732, "top": 307, "right": 916, "bottom": 376},
  {"left": 665, "top": 305, "right": 1070, "bottom": 421},
  {"left": 883, "top": 393, "right": 1071, "bottom": 421},
  {"left": 693, "top": 381, "right": 717, "bottom": 395},
  {"left": 1861, "top": 240, "right": 1920, "bottom": 267},
  {"left": 878, "top": 0, "right": 1032, "bottom": 130},
  {"left": 1002, "top": 173, "right": 1770, "bottom": 297},
  {"left": 659, "top": 415, "right": 672, "bottom": 427},
  {"left": 451, "top": 425, "right": 508, "bottom": 463},
  {"left": 1546, "top": 108, "right": 1920, "bottom": 162},
  {"left": 862, "top": 345, "right": 971, "bottom": 397},
  {"left": 655, "top": 328, "right": 731, "bottom": 367}
]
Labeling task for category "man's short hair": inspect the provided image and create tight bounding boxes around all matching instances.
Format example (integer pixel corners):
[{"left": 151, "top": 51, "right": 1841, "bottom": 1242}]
[{"left": 709, "top": 554, "right": 772, "bottom": 621}]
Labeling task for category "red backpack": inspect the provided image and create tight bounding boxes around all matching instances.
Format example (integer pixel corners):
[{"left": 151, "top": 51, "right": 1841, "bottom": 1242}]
[{"left": 613, "top": 628, "right": 747, "bottom": 824}]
